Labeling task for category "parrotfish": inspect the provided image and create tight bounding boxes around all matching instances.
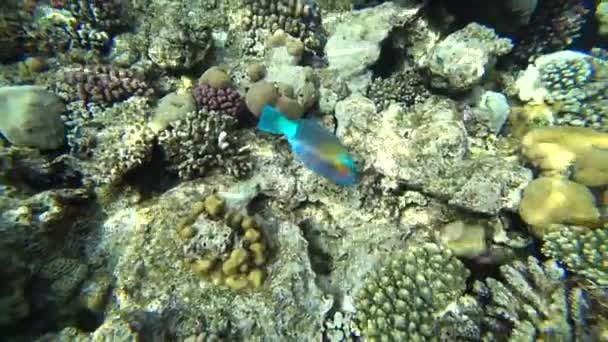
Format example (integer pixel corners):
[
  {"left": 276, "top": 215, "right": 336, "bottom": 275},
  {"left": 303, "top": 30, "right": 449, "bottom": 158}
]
[{"left": 256, "top": 105, "right": 357, "bottom": 185}]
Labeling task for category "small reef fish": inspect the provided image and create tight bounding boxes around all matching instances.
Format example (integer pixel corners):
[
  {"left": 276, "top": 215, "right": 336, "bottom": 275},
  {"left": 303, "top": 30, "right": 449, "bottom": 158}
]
[{"left": 256, "top": 105, "right": 357, "bottom": 185}]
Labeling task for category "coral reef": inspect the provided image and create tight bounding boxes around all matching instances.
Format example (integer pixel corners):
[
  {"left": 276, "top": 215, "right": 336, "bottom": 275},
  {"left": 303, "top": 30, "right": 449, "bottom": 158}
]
[
  {"left": 518, "top": 177, "right": 602, "bottom": 237},
  {"left": 0, "top": 11, "right": 25, "bottom": 63},
  {"left": 515, "top": 50, "right": 608, "bottom": 132},
  {"left": 240, "top": 0, "right": 324, "bottom": 51},
  {"left": 26, "top": 0, "right": 131, "bottom": 57},
  {"left": 336, "top": 95, "right": 532, "bottom": 215},
  {"left": 52, "top": 65, "right": 153, "bottom": 105},
  {"left": 354, "top": 242, "right": 469, "bottom": 340},
  {"left": 192, "top": 67, "right": 244, "bottom": 116},
  {"left": 179, "top": 194, "right": 271, "bottom": 290},
  {"left": 149, "top": 91, "right": 197, "bottom": 134},
  {"left": 520, "top": 126, "right": 608, "bottom": 186},
  {"left": 598, "top": 0, "right": 608, "bottom": 38},
  {"left": 324, "top": 2, "right": 424, "bottom": 93},
  {"left": 157, "top": 109, "right": 251, "bottom": 180},
  {"left": 511, "top": 0, "right": 590, "bottom": 63},
  {"left": 0, "top": 146, "right": 100, "bottom": 331},
  {"left": 473, "top": 257, "right": 591, "bottom": 341},
  {"left": 543, "top": 225, "right": 608, "bottom": 286},
  {"left": 146, "top": 2, "right": 213, "bottom": 70},
  {"left": 63, "top": 97, "right": 156, "bottom": 184},
  {"left": 0, "top": 85, "right": 66, "bottom": 150},
  {"left": 366, "top": 67, "right": 430, "bottom": 111},
  {"left": 1, "top": 0, "right": 608, "bottom": 340},
  {"left": 425, "top": 22, "right": 513, "bottom": 93}
]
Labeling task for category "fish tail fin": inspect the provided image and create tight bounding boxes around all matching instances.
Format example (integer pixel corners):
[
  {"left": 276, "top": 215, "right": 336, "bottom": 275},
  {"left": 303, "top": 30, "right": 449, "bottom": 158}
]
[{"left": 256, "top": 105, "right": 298, "bottom": 139}]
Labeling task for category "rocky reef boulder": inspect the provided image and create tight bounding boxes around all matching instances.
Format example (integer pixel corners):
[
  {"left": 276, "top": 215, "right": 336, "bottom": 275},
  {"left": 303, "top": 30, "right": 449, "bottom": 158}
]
[
  {"left": 0, "top": 85, "right": 66, "bottom": 150},
  {"left": 335, "top": 95, "right": 532, "bottom": 214}
]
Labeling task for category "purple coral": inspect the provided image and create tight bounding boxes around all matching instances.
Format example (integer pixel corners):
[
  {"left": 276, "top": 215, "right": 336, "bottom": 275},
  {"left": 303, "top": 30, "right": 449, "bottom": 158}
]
[
  {"left": 54, "top": 65, "right": 154, "bottom": 104},
  {"left": 191, "top": 84, "right": 243, "bottom": 116}
]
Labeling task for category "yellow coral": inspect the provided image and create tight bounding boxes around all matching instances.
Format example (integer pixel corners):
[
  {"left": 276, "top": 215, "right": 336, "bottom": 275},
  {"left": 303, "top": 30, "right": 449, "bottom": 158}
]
[
  {"left": 440, "top": 221, "right": 487, "bottom": 258},
  {"left": 519, "top": 177, "right": 601, "bottom": 237},
  {"left": 509, "top": 103, "right": 554, "bottom": 139},
  {"left": 183, "top": 194, "right": 271, "bottom": 290},
  {"left": 521, "top": 127, "right": 608, "bottom": 186},
  {"left": 222, "top": 248, "right": 249, "bottom": 275},
  {"left": 225, "top": 274, "right": 249, "bottom": 290},
  {"left": 203, "top": 194, "right": 225, "bottom": 218},
  {"left": 247, "top": 269, "right": 265, "bottom": 288}
]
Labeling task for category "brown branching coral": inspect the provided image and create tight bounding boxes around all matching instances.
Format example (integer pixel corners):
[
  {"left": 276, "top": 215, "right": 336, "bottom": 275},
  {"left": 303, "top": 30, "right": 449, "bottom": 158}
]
[
  {"left": 52, "top": 65, "right": 154, "bottom": 104},
  {"left": 158, "top": 109, "right": 252, "bottom": 180},
  {"left": 0, "top": 13, "right": 25, "bottom": 63},
  {"left": 512, "top": 0, "right": 590, "bottom": 63},
  {"left": 240, "top": 0, "right": 325, "bottom": 51}
]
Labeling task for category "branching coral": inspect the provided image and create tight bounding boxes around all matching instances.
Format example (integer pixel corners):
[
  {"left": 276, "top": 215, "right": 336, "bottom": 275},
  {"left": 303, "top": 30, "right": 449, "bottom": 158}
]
[
  {"left": 473, "top": 256, "right": 591, "bottom": 341},
  {"left": 157, "top": 109, "right": 252, "bottom": 180},
  {"left": 51, "top": 0, "right": 129, "bottom": 32},
  {"left": 353, "top": 242, "right": 469, "bottom": 340},
  {"left": 366, "top": 67, "right": 430, "bottom": 111},
  {"left": 543, "top": 225, "right": 608, "bottom": 287},
  {"left": 53, "top": 65, "right": 154, "bottom": 105},
  {"left": 0, "top": 12, "right": 25, "bottom": 63},
  {"left": 63, "top": 97, "right": 156, "bottom": 184},
  {"left": 511, "top": 0, "right": 590, "bottom": 63},
  {"left": 240, "top": 0, "right": 324, "bottom": 51},
  {"left": 192, "top": 67, "right": 244, "bottom": 116},
  {"left": 516, "top": 51, "right": 608, "bottom": 132},
  {"left": 26, "top": 0, "right": 130, "bottom": 56}
]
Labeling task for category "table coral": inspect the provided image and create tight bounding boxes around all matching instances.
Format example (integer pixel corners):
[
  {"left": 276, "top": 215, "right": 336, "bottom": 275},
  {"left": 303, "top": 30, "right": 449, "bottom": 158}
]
[{"left": 353, "top": 242, "right": 469, "bottom": 340}]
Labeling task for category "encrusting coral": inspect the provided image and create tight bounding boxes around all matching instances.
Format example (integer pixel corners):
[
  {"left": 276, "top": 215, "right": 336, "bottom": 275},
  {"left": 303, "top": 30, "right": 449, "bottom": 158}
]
[
  {"left": 353, "top": 242, "right": 469, "bottom": 341},
  {"left": 425, "top": 22, "right": 513, "bottom": 93},
  {"left": 178, "top": 194, "right": 271, "bottom": 291},
  {"left": 520, "top": 126, "right": 608, "bottom": 186},
  {"left": 518, "top": 177, "right": 602, "bottom": 237}
]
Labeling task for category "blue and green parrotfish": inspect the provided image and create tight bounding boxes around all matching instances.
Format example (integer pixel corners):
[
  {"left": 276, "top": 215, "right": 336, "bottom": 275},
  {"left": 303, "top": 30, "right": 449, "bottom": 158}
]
[{"left": 256, "top": 105, "right": 357, "bottom": 185}]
